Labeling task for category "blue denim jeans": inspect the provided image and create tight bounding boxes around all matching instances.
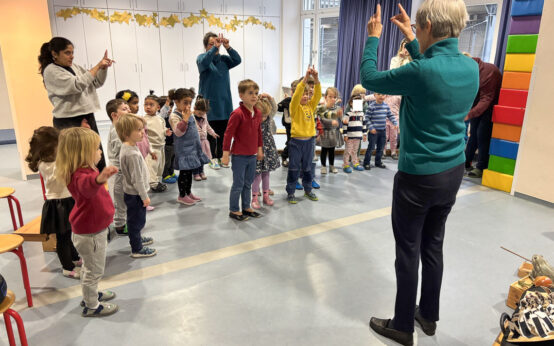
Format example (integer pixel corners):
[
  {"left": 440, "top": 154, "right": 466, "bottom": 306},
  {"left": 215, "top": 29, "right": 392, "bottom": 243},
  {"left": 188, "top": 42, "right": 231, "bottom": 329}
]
[
  {"left": 229, "top": 155, "right": 257, "bottom": 212},
  {"left": 286, "top": 138, "right": 314, "bottom": 195},
  {"left": 364, "top": 130, "right": 386, "bottom": 166},
  {"left": 124, "top": 193, "right": 146, "bottom": 253}
]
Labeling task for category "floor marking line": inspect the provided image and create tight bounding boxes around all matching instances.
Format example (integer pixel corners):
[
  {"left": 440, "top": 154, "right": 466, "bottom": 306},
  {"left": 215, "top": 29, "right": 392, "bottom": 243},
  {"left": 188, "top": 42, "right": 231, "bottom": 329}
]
[{"left": 20, "top": 185, "right": 484, "bottom": 309}]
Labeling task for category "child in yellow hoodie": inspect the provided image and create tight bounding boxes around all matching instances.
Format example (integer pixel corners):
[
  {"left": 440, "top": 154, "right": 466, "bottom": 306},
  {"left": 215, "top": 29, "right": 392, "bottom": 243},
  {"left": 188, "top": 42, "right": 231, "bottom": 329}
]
[{"left": 286, "top": 66, "right": 322, "bottom": 204}]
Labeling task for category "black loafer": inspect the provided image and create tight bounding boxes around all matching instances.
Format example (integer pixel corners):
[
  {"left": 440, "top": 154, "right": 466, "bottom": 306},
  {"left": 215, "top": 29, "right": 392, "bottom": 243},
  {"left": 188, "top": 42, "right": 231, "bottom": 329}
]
[
  {"left": 415, "top": 306, "right": 436, "bottom": 336},
  {"left": 242, "top": 210, "right": 262, "bottom": 218},
  {"left": 369, "top": 317, "right": 413, "bottom": 346},
  {"left": 229, "top": 212, "right": 249, "bottom": 221}
]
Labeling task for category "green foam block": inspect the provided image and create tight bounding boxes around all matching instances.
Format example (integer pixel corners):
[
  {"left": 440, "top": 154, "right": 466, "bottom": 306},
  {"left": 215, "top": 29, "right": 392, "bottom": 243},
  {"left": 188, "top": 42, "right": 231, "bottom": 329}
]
[
  {"left": 506, "top": 34, "right": 538, "bottom": 53},
  {"left": 488, "top": 155, "right": 516, "bottom": 176}
]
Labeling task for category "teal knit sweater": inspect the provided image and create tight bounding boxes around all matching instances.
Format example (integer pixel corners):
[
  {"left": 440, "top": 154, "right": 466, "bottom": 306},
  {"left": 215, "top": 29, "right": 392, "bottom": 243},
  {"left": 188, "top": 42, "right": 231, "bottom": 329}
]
[{"left": 360, "top": 37, "right": 479, "bottom": 175}]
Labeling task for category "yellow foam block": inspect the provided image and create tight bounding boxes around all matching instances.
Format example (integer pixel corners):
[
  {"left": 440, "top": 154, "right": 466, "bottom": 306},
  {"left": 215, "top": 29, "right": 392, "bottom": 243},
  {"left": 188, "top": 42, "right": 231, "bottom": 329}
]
[
  {"left": 504, "top": 54, "right": 536, "bottom": 72},
  {"left": 482, "top": 169, "right": 513, "bottom": 193}
]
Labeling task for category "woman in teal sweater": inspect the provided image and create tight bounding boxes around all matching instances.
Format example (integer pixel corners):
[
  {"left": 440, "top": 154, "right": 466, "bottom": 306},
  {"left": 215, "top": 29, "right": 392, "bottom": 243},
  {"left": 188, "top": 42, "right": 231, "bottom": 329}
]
[{"left": 361, "top": 1, "right": 479, "bottom": 345}]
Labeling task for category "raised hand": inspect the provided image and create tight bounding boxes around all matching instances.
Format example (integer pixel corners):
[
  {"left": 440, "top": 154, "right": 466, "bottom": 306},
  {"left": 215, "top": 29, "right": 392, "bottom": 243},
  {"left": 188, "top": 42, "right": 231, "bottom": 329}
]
[
  {"left": 214, "top": 34, "right": 222, "bottom": 48},
  {"left": 367, "top": 3, "right": 383, "bottom": 38},
  {"left": 219, "top": 33, "right": 229, "bottom": 49},
  {"left": 99, "top": 50, "right": 114, "bottom": 69},
  {"left": 96, "top": 165, "right": 118, "bottom": 184},
  {"left": 390, "top": 3, "right": 414, "bottom": 41},
  {"left": 310, "top": 65, "right": 319, "bottom": 84}
]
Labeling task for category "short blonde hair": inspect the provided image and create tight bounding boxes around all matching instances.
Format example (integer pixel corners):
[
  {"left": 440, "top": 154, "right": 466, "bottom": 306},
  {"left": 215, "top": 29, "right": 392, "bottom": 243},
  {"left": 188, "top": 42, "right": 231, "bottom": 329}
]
[
  {"left": 416, "top": 0, "right": 468, "bottom": 38},
  {"left": 351, "top": 84, "right": 366, "bottom": 97},
  {"left": 325, "top": 87, "right": 340, "bottom": 98},
  {"left": 238, "top": 79, "right": 259, "bottom": 94},
  {"left": 255, "top": 97, "right": 272, "bottom": 116},
  {"left": 55, "top": 127, "right": 100, "bottom": 185},
  {"left": 115, "top": 113, "right": 145, "bottom": 142}
]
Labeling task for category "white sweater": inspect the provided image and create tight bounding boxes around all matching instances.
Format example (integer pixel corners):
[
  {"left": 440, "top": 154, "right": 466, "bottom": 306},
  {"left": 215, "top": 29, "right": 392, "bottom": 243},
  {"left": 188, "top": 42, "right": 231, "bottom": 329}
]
[
  {"left": 38, "top": 161, "right": 71, "bottom": 200},
  {"left": 43, "top": 63, "right": 107, "bottom": 118}
]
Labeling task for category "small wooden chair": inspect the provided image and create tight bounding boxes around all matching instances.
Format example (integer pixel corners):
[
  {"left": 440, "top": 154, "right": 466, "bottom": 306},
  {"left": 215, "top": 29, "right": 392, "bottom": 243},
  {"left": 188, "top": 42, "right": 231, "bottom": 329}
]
[
  {"left": 0, "top": 235, "right": 33, "bottom": 307},
  {"left": 0, "top": 187, "right": 23, "bottom": 231},
  {"left": 0, "top": 290, "right": 28, "bottom": 346}
]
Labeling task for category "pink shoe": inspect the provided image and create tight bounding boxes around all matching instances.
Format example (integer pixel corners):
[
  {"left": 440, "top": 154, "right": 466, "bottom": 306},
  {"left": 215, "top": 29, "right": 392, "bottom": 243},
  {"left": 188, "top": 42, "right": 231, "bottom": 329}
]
[
  {"left": 189, "top": 193, "right": 202, "bottom": 201},
  {"left": 200, "top": 173, "right": 207, "bottom": 180},
  {"left": 251, "top": 194, "right": 261, "bottom": 209},
  {"left": 263, "top": 191, "right": 274, "bottom": 206},
  {"left": 146, "top": 206, "right": 155, "bottom": 211},
  {"left": 73, "top": 258, "right": 83, "bottom": 267},
  {"left": 194, "top": 174, "right": 202, "bottom": 181},
  {"left": 177, "top": 195, "right": 196, "bottom": 206}
]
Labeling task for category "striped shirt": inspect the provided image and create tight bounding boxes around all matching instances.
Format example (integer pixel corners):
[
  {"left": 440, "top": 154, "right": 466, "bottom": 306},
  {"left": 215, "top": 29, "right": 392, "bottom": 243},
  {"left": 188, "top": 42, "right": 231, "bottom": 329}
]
[
  {"left": 342, "top": 111, "right": 367, "bottom": 139},
  {"left": 366, "top": 101, "right": 397, "bottom": 131}
]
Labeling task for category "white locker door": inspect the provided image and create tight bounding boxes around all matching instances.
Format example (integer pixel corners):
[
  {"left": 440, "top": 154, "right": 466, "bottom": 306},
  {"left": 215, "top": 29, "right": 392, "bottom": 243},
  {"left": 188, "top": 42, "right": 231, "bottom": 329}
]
[
  {"left": 204, "top": 18, "right": 244, "bottom": 109},
  {"left": 135, "top": 10, "right": 164, "bottom": 98},
  {"left": 80, "top": 0, "right": 108, "bottom": 8},
  {"left": 108, "top": 9, "right": 140, "bottom": 100},
  {"left": 182, "top": 0, "right": 204, "bottom": 13},
  {"left": 183, "top": 15, "right": 205, "bottom": 91},
  {"left": 134, "top": 0, "right": 158, "bottom": 11},
  {"left": 106, "top": 0, "right": 131, "bottom": 9},
  {"left": 54, "top": 6, "right": 88, "bottom": 68},
  {"left": 82, "top": 14, "right": 116, "bottom": 121},
  {"left": 263, "top": 0, "right": 281, "bottom": 17},
  {"left": 159, "top": 12, "right": 185, "bottom": 94},
  {"left": 52, "top": 0, "right": 79, "bottom": 6},
  {"left": 157, "top": 0, "right": 181, "bottom": 12},
  {"left": 262, "top": 17, "right": 281, "bottom": 98},
  {"left": 243, "top": 23, "right": 263, "bottom": 90},
  {"left": 203, "top": 0, "right": 224, "bottom": 14},
  {"left": 243, "top": 0, "right": 263, "bottom": 16},
  {"left": 224, "top": 0, "right": 243, "bottom": 15}
]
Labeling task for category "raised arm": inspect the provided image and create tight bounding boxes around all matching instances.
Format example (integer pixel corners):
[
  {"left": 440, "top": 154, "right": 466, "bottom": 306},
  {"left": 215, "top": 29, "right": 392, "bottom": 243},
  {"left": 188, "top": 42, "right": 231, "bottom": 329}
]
[{"left": 196, "top": 47, "right": 218, "bottom": 73}]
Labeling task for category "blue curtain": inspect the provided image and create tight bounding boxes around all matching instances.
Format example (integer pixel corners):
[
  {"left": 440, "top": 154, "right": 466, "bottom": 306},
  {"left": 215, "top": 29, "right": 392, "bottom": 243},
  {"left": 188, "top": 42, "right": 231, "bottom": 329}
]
[
  {"left": 334, "top": 0, "right": 412, "bottom": 99},
  {"left": 494, "top": 0, "right": 512, "bottom": 73}
]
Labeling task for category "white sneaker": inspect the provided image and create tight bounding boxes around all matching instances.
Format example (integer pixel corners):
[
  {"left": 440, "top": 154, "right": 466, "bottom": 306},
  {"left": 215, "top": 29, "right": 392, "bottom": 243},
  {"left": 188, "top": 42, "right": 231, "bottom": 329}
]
[
  {"left": 321, "top": 166, "right": 327, "bottom": 174},
  {"left": 330, "top": 166, "right": 338, "bottom": 174}
]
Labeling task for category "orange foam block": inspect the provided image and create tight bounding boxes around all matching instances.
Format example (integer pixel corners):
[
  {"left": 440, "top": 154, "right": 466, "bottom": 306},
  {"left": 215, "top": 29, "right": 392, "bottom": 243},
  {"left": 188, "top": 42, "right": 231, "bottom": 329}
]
[
  {"left": 498, "top": 89, "right": 528, "bottom": 108},
  {"left": 492, "top": 123, "right": 522, "bottom": 142},
  {"left": 504, "top": 54, "right": 535, "bottom": 72},
  {"left": 502, "top": 72, "right": 532, "bottom": 90},
  {"left": 493, "top": 105, "right": 525, "bottom": 126}
]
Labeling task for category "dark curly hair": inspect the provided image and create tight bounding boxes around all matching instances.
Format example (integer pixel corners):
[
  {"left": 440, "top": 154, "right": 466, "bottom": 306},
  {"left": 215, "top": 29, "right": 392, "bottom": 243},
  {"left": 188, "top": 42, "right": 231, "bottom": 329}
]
[{"left": 25, "top": 126, "right": 60, "bottom": 172}]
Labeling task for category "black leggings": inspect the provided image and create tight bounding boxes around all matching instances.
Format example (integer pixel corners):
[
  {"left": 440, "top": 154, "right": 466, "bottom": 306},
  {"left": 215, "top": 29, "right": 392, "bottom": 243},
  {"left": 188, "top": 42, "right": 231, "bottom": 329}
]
[
  {"left": 57, "top": 231, "right": 80, "bottom": 271},
  {"left": 208, "top": 120, "right": 228, "bottom": 160},
  {"left": 177, "top": 170, "right": 193, "bottom": 197},
  {"left": 320, "top": 147, "right": 335, "bottom": 167}
]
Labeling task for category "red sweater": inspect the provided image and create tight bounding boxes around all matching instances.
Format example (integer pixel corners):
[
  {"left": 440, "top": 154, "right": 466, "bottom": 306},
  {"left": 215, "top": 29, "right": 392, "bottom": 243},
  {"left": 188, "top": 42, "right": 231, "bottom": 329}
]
[
  {"left": 67, "top": 168, "right": 114, "bottom": 234},
  {"left": 223, "top": 103, "right": 263, "bottom": 155}
]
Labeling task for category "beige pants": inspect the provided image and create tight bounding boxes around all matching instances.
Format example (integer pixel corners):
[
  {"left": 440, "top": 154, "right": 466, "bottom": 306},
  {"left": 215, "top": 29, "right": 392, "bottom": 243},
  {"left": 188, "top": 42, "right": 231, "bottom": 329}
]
[
  {"left": 146, "top": 146, "right": 165, "bottom": 188},
  {"left": 343, "top": 138, "right": 361, "bottom": 166},
  {"left": 72, "top": 229, "right": 107, "bottom": 309}
]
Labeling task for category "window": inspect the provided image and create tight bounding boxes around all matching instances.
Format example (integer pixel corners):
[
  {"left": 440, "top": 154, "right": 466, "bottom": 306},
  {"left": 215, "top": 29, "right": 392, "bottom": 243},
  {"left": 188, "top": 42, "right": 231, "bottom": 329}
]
[
  {"left": 459, "top": 4, "right": 498, "bottom": 62},
  {"left": 301, "top": 2, "right": 340, "bottom": 89}
]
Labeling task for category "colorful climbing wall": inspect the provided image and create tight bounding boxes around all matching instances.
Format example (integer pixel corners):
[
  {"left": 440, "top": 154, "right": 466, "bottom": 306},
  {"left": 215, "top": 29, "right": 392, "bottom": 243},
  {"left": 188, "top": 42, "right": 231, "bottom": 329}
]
[{"left": 482, "top": 0, "right": 544, "bottom": 193}]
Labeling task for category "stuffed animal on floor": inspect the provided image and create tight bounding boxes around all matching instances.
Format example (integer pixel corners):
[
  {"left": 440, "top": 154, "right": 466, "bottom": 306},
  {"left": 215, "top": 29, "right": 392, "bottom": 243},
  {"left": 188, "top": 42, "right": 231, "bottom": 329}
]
[{"left": 531, "top": 255, "right": 554, "bottom": 281}]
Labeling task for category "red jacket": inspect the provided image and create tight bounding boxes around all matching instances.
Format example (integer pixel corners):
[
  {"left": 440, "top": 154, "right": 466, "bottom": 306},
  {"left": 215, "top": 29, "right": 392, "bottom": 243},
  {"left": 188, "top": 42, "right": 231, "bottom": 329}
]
[
  {"left": 466, "top": 57, "right": 502, "bottom": 120},
  {"left": 67, "top": 168, "right": 114, "bottom": 235},
  {"left": 223, "top": 103, "right": 263, "bottom": 155}
]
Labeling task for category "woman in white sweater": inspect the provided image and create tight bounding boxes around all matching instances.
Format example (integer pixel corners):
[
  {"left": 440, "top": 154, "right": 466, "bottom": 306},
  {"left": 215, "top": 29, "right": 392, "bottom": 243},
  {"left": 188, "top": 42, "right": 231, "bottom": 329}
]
[{"left": 39, "top": 37, "right": 113, "bottom": 170}]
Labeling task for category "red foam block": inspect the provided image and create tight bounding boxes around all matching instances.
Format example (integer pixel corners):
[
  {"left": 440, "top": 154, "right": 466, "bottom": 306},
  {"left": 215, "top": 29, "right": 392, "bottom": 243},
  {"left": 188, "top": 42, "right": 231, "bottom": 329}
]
[
  {"left": 493, "top": 105, "right": 525, "bottom": 126},
  {"left": 498, "top": 89, "right": 529, "bottom": 108}
]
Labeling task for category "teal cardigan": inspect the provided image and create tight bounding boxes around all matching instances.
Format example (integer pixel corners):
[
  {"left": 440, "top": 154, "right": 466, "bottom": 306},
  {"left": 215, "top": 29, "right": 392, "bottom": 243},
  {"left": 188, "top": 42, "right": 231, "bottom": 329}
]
[
  {"left": 360, "top": 37, "right": 479, "bottom": 175},
  {"left": 197, "top": 46, "right": 242, "bottom": 121}
]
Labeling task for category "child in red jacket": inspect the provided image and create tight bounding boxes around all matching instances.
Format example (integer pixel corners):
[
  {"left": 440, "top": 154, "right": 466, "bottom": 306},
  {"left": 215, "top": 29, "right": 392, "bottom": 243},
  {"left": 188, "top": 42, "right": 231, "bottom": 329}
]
[{"left": 56, "top": 127, "right": 119, "bottom": 317}]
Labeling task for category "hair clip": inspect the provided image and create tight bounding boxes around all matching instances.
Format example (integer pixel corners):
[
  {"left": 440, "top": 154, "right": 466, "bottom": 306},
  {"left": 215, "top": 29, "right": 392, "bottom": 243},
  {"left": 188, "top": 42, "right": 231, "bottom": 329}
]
[{"left": 122, "top": 92, "right": 132, "bottom": 101}]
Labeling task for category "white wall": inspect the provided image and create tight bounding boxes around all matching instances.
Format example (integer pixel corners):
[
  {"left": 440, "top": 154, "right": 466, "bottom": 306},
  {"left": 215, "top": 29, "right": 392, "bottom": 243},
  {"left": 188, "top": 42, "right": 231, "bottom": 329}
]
[
  {"left": 0, "top": 48, "right": 14, "bottom": 130},
  {"left": 281, "top": 0, "right": 301, "bottom": 94}
]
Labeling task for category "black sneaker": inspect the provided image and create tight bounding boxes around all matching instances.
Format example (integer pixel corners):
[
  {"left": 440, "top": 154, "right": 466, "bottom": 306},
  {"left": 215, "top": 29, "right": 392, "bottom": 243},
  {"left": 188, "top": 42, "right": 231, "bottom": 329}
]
[
  {"left": 243, "top": 210, "right": 262, "bottom": 218},
  {"left": 375, "top": 162, "right": 386, "bottom": 169},
  {"left": 229, "top": 212, "right": 249, "bottom": 221},
  {"left": 115, "top": 225, "right": 128, "bottom": 236},
  {"left": 151, "top": 183, "right": 166, "bottom": 193},
  {"left": 369, "top": 317, "right": 413, "bottom": 346},
  {"left": 363, "top": 164, "right": 371, "bottom": 170},
  {"left": 415, "top": 306, "right": 437, "bottom": 336}
]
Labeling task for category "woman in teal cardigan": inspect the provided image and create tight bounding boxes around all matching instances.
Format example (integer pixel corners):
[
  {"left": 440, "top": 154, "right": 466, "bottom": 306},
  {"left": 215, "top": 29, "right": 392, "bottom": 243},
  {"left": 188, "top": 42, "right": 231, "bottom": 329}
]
[
  {"left": 197, "top": 32, "right": 242, "bottom": 166},
  {"left": 361, "top": 1, "right": 479, "bottom": 345}
]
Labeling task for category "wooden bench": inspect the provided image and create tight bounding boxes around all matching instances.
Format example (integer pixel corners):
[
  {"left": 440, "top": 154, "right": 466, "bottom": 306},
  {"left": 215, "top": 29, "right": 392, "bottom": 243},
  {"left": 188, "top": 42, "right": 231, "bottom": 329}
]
[{"left": 14, "top": 216, "right": 56, "bottom": 252}]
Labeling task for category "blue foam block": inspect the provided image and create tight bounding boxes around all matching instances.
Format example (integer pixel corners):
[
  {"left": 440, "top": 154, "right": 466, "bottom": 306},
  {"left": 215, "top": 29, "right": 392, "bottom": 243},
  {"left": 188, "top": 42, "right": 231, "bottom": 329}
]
[
  {"left": 511, "top": 0, "right": 544, "bottom": 17},
  {"left": 489, "top": 138, "right": 519, "bottom": 160}
]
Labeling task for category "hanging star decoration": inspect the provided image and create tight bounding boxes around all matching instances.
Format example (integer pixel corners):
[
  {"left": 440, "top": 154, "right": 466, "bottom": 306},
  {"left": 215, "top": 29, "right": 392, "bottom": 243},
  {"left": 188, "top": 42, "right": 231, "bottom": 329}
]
[
  {"left": 55, "top": 7, "right": 275, "bottom": 31},
  {"left": 110, "top": 11, "right": 133, "bottom": 24}
]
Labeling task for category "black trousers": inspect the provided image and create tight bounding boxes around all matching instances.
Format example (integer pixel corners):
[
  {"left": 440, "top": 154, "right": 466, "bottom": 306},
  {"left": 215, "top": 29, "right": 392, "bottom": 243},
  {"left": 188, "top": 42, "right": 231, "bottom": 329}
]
[
  {"left": 282, "top": 123, "right": 291, "bottom": 160},
  {"left": 53, "top": 113, "right": 106, "bottom": 171},
  {"left": 391, "top": 163, "right": 464, "bottom": 333},
  {"left": 56, "top": 230, "right": 80, "bottom": 271},
  {"left": 208, "top": 119, "right": 228, "bottom": 160},
  {"left": 162, "top": 144, "right": 175, "bottom": 178},
  {"left": 320, "top": 147, "right": 335, "bottom": 166},
  {"left": 465, "top": 115, "right": 493, "bottom": 170}
]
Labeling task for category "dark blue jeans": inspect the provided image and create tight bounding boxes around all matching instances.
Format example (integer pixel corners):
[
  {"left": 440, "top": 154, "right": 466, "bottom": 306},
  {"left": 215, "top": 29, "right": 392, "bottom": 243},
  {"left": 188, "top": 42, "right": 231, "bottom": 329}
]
[
  {"left": 364, "top": 130, "right": 386, "bottom": 166},
  {"left": 465, "top": 115, "right": 493, "bottom": 170},
  {"left": 124, "top": 193, "right": 146, "bottom": 253},
  {"left": 286, "top": 138, "right": 314, "bottom": 195},
  {"left": 229, "top": 155, "right": 257, "bottom": 212}
]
